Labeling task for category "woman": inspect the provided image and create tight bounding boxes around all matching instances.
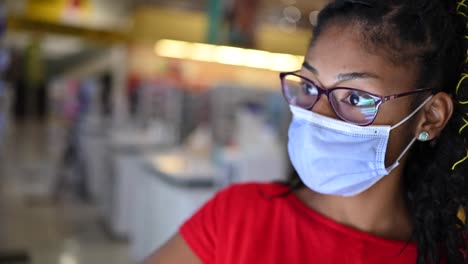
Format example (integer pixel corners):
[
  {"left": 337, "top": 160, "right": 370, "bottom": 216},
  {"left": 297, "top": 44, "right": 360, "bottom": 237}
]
[{"left": 145, "top": 0, "right": 468, "bottom": 263}]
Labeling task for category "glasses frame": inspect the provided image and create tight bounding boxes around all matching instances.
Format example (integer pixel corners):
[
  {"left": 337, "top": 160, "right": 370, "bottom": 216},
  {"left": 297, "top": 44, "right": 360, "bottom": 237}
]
[{"left": 280, "top": 71, "right": 433, "bottom": 126}]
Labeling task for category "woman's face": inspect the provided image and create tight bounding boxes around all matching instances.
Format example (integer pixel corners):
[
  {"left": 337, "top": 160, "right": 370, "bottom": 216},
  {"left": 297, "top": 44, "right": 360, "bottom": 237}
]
[{"left": 302, "top": 23, "right": 422, "bottom": 166}]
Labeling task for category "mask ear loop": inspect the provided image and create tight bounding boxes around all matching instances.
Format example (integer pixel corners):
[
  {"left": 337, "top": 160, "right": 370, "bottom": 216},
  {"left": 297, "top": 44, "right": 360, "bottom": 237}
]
[
  {"left": 386, "top": 96, "right": 433, "bottom": 172},
  {"left": 386, "top": 137, "right": 417, "bottom": 172},
  {"left": 391, "top": 96, "right": 433, "bottom": 130}
]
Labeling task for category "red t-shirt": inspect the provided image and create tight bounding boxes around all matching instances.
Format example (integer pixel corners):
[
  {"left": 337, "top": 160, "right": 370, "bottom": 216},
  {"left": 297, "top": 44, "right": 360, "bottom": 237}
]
[{"left": 180, "top": 183, "right": 423, "bottom": 264}]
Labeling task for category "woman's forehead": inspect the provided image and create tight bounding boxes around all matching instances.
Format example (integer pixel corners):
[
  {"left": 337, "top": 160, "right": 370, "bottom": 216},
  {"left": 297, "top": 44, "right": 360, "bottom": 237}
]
[{"left": 304, "top": 24, "right": 419, "bottom": 93}]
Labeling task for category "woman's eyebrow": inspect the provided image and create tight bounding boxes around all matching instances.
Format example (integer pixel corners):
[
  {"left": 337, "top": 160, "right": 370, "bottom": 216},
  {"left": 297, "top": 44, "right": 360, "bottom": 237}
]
[
  {"left": 302, "top": 61, "right": 318, "bottom": 75},
  {"left": 336, "top": 72, "right": 380, "bottom": 82},
  {"left": 302, "top": 61, "right": 381, "bottom": 82}
]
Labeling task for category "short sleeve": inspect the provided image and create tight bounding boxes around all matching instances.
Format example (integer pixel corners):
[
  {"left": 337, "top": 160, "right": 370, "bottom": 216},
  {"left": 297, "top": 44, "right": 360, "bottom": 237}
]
[{"left": 179, "top": 187, "right": 228, "bottom": 263}]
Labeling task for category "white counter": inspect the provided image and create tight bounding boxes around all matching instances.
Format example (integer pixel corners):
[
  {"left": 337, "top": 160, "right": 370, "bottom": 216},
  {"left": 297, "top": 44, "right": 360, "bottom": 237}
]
[{"left": 129, "top": 150, "right": 218, "bottom": 262}]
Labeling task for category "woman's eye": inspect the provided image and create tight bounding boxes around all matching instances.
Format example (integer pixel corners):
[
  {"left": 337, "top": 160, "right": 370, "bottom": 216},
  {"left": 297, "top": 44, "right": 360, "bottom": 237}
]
[
  {"left": 345, "top": 92, "right": 375, "bottom": 107},
  {"left": 301, "top": 82, "right": 318, "bottom": 95}
]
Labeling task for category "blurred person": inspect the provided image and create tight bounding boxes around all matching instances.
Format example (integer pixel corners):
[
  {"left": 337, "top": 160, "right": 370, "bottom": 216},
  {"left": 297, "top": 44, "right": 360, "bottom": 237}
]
[
  {"left": 24, "top": 38, "right": 46, "bottom": 120},
  {"left": 53, "top": 80, "right": 91, "bottom": 202},
  {"left": 100, "top": 72, "right": 113, "bottom": 117},
  {"left": 144, "top": 0, "right": 468, "bottom": 263}
]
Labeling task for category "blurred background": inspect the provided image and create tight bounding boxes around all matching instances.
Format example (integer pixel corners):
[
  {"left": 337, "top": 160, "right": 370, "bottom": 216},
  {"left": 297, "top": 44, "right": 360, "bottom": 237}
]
[{"left": 0, "top": 0, "right": 328, "bottom": 263}]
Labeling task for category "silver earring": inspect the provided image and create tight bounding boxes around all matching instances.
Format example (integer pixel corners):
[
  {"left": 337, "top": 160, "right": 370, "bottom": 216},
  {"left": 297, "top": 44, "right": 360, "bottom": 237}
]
[{"left": 417, "top": 131, "right": 430, "bottom": 141}]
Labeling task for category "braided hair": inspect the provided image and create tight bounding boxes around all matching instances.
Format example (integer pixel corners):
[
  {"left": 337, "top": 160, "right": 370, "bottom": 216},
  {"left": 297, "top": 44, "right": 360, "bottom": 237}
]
[{"left": 285, "top": 0, "right": 468, "bottom": 263}]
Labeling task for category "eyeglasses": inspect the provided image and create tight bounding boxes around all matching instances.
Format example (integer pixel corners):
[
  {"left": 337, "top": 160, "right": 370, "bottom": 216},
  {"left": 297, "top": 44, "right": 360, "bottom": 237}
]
[{"left": 280, "top": 71, "right": 433, "bottom": 126}]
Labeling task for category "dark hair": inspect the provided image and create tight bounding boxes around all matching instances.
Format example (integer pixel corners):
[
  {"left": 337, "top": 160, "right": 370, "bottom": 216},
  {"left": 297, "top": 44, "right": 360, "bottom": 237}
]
[{"left": 286, "top": 0, "right": 468, "bottom": 263}]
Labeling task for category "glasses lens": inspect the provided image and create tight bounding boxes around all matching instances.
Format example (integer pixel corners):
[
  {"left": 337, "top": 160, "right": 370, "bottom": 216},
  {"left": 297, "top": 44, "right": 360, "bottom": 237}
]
[
  {"left": 282, "top": 74, "right": 319, "bottom": 109},
  {"left": 330, "top": 89, "right": 378, "bottom": 125}
]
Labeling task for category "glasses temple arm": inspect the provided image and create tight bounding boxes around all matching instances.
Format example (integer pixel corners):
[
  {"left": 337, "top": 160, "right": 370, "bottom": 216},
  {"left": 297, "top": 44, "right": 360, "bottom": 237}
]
[{"left": 382, "top": 88, "right": 433, "bottom": 102}]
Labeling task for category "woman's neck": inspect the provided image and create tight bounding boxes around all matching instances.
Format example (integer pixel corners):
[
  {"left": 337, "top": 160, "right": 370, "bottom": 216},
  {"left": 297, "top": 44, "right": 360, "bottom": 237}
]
[{"left": 294, "top": 169, "right": 414, "bottom": 241}]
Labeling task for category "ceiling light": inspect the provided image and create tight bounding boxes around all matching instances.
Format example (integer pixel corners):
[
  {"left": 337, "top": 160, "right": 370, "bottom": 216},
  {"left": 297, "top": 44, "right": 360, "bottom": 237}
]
[{"left": 154, "top": 39, "right": 303, "bottom": 72}]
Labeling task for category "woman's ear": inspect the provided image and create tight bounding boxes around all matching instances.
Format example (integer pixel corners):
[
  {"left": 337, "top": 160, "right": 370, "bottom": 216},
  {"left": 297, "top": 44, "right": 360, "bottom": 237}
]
[{"left": 416, "top": 92, "right": 453, "bottom": 140}]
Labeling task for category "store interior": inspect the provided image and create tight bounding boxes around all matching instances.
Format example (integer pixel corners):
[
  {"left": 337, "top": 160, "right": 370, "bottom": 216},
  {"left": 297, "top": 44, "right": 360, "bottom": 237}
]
[{"left": 0, "top": 0, "right": 328, "bottom": 263}]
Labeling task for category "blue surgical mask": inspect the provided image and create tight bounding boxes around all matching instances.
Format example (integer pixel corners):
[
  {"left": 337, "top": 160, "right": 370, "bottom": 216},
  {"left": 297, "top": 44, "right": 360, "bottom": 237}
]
[{"left": 287, "top": 96, "right": 432, "bottom": 196}]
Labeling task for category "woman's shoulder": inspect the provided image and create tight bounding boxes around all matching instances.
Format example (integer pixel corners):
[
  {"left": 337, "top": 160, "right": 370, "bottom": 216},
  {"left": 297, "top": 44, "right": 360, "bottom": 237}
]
[
  {"left": 183, "top": 182, "right": 292, "bottom": 225},
  {"left": 179, "top": 182, "right": 293, "bottom": 262},
  {"left": 190, "top": 181, "right": 294, "bottom": 224}
]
